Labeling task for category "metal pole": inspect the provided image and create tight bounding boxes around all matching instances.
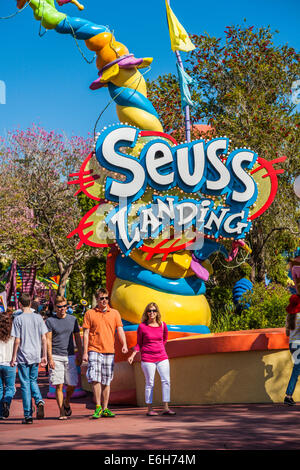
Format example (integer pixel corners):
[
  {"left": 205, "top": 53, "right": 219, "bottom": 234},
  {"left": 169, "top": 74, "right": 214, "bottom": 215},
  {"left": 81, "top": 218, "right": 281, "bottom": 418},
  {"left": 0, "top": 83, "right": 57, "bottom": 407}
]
[
  {"left": 166, "top": 0, "right": 191, "bottom": 143},
  {"left": 175, "top": 50, "right": 191, "bottom": 143}
]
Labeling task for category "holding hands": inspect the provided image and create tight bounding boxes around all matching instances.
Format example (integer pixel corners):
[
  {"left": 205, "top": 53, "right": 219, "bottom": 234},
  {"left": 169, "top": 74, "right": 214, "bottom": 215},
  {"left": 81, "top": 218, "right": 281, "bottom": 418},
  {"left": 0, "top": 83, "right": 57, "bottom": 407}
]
[
  {"left": 41, "top": 356, "right": 48, "bottom": 367},
  {"left": 10, "top": 357, "right": 17, "bottom": 368},
  {"left": 127, "top": 351, "right": 137, "bottom": 365},
  {"left": 82, "top": 353, "right": 89, "bottom": 363}
]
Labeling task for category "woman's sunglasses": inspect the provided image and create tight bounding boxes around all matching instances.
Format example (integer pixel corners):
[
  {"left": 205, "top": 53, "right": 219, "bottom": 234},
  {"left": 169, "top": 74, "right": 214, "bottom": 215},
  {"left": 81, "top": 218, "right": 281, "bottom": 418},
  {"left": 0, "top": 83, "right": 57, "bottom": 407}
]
[{"left": 148, "top": 309, "right": 157, "bottom": 313}]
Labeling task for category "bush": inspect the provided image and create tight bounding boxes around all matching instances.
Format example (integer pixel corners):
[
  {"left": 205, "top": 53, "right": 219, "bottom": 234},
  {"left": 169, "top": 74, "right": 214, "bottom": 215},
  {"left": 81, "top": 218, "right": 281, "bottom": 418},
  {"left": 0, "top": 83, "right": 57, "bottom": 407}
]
[
  {"left": 207, "top": 285, "right": 235, "bottom": 312},
  {"left": 210, "top": 282, "right": 290, "bottom": 333}
]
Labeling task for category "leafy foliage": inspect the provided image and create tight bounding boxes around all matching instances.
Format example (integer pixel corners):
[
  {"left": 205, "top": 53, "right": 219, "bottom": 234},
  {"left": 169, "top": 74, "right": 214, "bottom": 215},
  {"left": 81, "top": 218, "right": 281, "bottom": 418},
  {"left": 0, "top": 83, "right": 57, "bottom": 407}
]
[
  {"left": 147, "top": 23, "right": 300, "bottom": 285},
  {"left": 210, "top": 282, "right": 291, "bottom": 332}
]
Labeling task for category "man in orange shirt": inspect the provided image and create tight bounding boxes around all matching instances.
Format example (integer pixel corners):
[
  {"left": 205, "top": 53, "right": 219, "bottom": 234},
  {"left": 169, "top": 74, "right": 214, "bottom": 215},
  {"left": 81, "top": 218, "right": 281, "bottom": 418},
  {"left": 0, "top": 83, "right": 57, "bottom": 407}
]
[{"left": 82, "top": 287, "right": 128, "bottom": 418}]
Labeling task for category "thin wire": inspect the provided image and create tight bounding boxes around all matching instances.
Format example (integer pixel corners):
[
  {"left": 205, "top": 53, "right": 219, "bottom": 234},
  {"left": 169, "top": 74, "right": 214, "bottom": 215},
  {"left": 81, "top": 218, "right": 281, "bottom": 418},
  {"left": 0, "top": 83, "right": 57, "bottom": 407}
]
[
  {"left": 0, "top": 0, "right": 32, "bottom": 19},
  {"left": 210, "top": 253, "right": 219, "bottom": 266},
  {"left": 65, "top": 16, "right": 96, "bottom": 64},
  {"left": 0, "top": 0, "right": 95, "bottom": 60},
  {"left": 93, "top": 66, "right": 152, "bottom": 141},
  {"left": 109, "top": 30, "right": 120, "bottom": 58},
  {"left": 38, "top": 0, "right": 47, "bottom": 37},
  {"left": 218, "top": 251, "right": 251, "bottom": 269},
  {"left": 39, "top": 24, "right": 47, "bottom": 37},
  {"left": 1, "top": 1, "right": 150, "bottom": 141}
]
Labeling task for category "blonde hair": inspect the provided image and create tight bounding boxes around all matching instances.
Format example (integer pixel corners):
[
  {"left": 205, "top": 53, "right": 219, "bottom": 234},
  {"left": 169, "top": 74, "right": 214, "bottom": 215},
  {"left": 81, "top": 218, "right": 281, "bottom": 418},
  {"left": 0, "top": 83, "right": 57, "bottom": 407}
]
[
  {"left": 96, "top": 287, "right": 108, "bottom": 299},
  {"left": 55, "top": 295, "right": 67, "bottom": 305},
  {"left": 141, "top": 302, "right": 162, "bottom": 326}
]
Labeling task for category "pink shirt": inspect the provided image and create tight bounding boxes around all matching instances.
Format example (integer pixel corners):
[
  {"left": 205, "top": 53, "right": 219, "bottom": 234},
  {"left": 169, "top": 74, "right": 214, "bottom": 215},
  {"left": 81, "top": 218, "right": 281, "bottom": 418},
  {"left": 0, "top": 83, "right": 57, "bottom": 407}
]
[{"left": 134, "top": 322, "right": 168, "bottom": 363}]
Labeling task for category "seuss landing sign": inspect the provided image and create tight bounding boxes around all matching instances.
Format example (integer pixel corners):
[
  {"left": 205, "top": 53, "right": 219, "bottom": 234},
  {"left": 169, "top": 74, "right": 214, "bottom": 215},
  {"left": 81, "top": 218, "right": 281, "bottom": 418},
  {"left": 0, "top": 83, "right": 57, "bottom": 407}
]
[{"left": 68, "top": 125, "right": 285, "bottom": 257}]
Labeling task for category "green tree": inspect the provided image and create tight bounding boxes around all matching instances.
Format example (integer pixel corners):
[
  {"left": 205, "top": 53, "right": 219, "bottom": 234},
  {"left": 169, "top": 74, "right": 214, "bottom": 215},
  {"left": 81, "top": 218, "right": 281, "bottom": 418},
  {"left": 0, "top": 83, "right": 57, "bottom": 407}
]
[
  {"left": 210, "top": 281, "right": 290, "bottom": 332},
  {"left": 0, "top": 125, "right": 105, "bottom": 296}
]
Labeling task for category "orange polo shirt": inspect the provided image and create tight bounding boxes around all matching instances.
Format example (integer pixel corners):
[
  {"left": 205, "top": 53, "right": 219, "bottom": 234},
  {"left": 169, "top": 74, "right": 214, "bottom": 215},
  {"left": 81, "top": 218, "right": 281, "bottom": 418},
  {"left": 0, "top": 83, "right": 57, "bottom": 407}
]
[{"left": 82, "top": 305, "right": 123, "bottom": 354}]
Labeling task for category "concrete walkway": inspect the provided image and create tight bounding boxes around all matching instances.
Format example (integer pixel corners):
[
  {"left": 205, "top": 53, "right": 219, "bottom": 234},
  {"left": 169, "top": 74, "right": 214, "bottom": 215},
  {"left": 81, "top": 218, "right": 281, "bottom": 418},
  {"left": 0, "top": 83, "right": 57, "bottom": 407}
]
[{"left": 1, "top": 372, "right": 300, "bottom": 450}]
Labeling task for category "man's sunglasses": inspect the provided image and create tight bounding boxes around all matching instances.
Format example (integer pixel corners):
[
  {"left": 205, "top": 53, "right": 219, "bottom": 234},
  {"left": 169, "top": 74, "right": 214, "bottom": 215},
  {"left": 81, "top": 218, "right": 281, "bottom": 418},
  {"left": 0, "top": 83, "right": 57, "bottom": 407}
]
[
  {"left": 99, "top": 296, "right": 109, "bottom": 301},
  {"left": 56, "top": 304, "right": 67, "bottom": 309}
]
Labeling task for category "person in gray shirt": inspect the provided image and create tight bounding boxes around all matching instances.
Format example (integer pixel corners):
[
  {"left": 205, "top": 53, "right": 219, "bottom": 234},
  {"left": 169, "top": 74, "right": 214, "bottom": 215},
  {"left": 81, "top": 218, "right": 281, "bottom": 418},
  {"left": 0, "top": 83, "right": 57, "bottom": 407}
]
[
  {"left": 10, "top": 293, "right": 48, "bottom": 424},
  {"left": 46, "top": 296, "right": 83, "bottom": 420}
]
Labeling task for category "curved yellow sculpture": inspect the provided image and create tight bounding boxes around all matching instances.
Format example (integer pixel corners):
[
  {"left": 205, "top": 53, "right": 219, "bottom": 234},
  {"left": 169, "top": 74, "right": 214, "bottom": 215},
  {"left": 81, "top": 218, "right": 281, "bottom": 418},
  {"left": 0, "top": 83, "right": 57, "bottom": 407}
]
[
  {"left": 19, "top": 0, "right": 211, "bottom": 332},
  {"left": 111, "top": 277, "right": 211, "bottom": 326}
]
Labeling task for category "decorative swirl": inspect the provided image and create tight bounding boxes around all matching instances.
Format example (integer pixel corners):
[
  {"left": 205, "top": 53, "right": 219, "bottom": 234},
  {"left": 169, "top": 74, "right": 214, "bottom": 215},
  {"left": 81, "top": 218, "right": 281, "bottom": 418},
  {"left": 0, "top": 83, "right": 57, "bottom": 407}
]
[
  {"left": 20, "top": 0, "right": 162, "bottom": 131},
  {"left": 115, "top": 254, "right": 206, "bottom": 296},
  {"left": 18, "top": 0, "right": 208, "bottom": 333},
  {"left": 56, "top": 16, "right": 109, "bottom": 39}
]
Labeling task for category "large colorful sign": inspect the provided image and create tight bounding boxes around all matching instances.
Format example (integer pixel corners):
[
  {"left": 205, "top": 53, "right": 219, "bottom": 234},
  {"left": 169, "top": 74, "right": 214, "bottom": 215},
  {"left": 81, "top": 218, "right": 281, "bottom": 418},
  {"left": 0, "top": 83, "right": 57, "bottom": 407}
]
[
  {"left": 97, "top": 124, "right": 257, "bottom": 254},
  {"left": 67, "top": 126, "right": 285, "bottom": 332},
  {"left": 69, "top": 125, "right": 285, "bottom": 258}
]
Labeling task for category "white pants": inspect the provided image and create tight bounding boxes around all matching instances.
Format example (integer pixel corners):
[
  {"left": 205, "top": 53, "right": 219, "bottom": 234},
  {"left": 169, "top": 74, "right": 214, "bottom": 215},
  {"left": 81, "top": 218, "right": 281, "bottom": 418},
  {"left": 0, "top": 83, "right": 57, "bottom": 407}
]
[{"left": 141, "top": 359, "right": 170, "bottom": 404}]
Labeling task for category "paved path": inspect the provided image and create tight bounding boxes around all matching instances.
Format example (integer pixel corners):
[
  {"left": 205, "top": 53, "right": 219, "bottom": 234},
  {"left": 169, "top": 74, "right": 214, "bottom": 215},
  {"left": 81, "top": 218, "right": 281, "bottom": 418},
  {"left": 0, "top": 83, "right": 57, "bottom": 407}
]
[{"left": 1, "top": 373, "right": 300, "bottom": 451}]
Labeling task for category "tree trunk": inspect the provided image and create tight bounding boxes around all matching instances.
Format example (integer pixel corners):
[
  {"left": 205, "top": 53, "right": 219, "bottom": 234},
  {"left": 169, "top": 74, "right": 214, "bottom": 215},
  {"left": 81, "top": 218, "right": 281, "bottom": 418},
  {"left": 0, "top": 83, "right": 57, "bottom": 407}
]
[
  {"left": 92, "top": 294, "right": 97, "bottom": 308},
  {"left": 57, "top": 263, "right": 74, "bottom": 298},
  {"left": 249, "top": 223, "right": 266, "bottom": 283},
  {"left": 81, "top": 273, "right": 86, "bottom": 299},
  {"left": 251, "top": 250, "right": 266, "bottom": 283}
]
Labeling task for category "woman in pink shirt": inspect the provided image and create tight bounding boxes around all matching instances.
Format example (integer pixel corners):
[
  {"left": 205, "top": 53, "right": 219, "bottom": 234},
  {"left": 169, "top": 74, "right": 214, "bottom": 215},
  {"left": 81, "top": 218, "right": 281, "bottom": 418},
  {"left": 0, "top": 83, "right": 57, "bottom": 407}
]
[{"left": 128, "top": 302, "right": 175, "bottom": 416}]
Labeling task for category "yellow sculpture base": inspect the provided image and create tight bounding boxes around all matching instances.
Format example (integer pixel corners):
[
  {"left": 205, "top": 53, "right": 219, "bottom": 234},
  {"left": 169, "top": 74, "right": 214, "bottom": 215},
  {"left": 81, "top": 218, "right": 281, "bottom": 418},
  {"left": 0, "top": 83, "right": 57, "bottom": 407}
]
[
  {"left": 111, "top": 277, "right": 211, "bottom": 326},
  {"left": 130, "top": 249, "right": 194, "bottom": 278},
  {"left": 116, "top": 105, "right": 163, "bottom": 133}
]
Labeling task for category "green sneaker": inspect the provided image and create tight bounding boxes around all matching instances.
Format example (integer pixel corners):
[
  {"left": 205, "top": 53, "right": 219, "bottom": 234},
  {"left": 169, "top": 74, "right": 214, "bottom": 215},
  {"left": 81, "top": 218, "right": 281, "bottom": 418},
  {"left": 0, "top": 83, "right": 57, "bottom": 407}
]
[
  {"left": 92, "top": 406, "right": 103, "bottom": 419},
  {"left": 102, "top": 408, "right": 115, "bottom": 418}
]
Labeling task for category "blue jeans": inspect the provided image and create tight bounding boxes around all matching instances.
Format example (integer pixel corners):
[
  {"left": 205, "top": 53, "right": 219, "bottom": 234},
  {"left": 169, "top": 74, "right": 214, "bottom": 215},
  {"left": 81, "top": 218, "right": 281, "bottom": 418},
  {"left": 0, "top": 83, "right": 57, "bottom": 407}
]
[
  {"left": 0, "top": 365, "right": 17, "bottom": 417},
  {"left": 286, "top": 343, "right": 300, "bottom": 396},
  {"left": 17, "top": 363, "right": 44, "bottom": 418}
]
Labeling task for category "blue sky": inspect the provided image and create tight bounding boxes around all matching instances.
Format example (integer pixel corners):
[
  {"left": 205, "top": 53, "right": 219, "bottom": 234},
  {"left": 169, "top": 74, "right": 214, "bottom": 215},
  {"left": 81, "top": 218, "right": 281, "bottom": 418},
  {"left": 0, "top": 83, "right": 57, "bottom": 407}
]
[{"left": 0, "top": 0, "right": 299, "bottom": 139}]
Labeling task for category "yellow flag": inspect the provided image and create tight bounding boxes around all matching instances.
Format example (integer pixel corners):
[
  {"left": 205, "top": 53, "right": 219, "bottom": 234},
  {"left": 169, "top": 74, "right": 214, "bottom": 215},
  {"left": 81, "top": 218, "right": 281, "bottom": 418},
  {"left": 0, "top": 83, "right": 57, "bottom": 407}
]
[{"left": 165, "top": 0, "right": 195, "bottom": 52}]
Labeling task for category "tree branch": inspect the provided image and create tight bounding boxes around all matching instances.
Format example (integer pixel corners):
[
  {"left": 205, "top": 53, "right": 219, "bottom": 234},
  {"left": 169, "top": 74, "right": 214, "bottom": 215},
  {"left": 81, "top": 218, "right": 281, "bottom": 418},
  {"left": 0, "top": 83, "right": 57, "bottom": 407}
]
[{"left": 259, "top": 226, "right": 300, "bottom": 254}]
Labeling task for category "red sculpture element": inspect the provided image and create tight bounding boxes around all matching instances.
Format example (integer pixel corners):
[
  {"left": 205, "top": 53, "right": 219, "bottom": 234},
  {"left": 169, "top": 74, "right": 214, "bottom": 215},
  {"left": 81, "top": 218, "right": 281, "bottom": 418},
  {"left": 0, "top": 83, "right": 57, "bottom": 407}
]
[
  {"left": 68, "top": 152, "right": 102, "bottom": 201},
  {"left": 67, "top": 204, "right": 113, "bottom": 249},
  {"left": 249, "top": 156, "right": 287, "bottom": 220},
  {"left": 140, "top": 237, "right": 197, "bottom": 261}
]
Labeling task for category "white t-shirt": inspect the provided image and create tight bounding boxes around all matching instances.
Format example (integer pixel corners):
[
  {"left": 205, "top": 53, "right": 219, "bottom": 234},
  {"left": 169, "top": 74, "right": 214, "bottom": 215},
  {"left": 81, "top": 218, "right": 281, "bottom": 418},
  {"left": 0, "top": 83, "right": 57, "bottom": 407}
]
[
  {"left": 0, "top": 337, "right": 15, "bottom": 366},
  {"left": 11, "top": 312, "right": 48, "bottom": 364}
]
